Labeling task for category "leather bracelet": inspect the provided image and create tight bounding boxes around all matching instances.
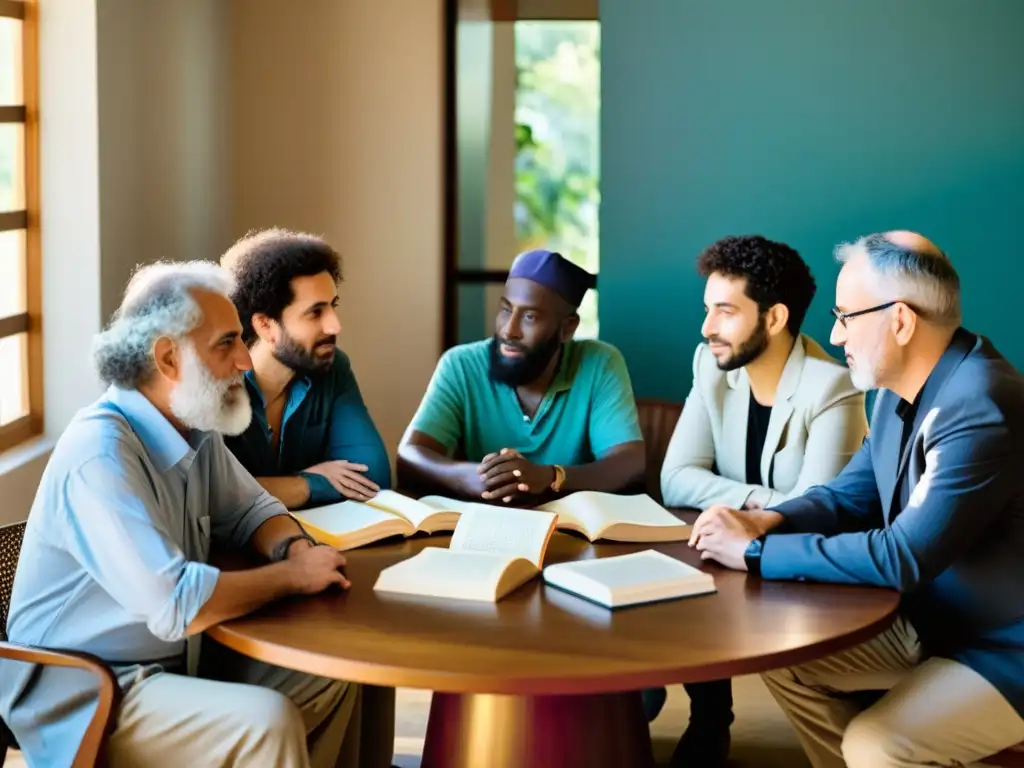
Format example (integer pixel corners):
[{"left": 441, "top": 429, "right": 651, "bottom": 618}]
[
  {"left": 271, "top": 531, "right": 317, "bottom": 562},
  {"left": 744, "top": 534, "right": 767, "bottom": 578}
]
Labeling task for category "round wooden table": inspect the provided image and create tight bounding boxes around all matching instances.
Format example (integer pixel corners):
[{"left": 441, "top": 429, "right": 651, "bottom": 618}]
[{"left": 208, "top": 514, "right": 899, "bottom": 768}]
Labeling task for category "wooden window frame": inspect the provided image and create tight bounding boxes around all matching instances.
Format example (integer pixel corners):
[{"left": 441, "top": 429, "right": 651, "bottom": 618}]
[{"left": 0, "top": 0, "right": 42, "bottom": 451}]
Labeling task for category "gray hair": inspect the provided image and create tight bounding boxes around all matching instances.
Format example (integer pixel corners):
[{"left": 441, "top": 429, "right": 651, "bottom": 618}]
[
  {"left": 834, "top": 233, "right": 962, "bottom": 326},
  {"left": 92, "top": 261, "right": 235, "bottom": 388}
]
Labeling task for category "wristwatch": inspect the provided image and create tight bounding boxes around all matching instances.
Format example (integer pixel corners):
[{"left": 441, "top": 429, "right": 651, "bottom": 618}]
[
  {"left": 271, "top": 531, "right": 318, "bottom": 562},
  {"left": 550, "top": 464, "right": 567, "bottom": 492},
  {"left": 744, "top": 534, "right": 767, "bottom": 577}
]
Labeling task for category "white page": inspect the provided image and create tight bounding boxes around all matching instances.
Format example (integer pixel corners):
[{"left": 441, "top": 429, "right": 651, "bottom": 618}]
[
  {"left": 373, "top": 547, "right": 509, "bottom": 602},
  {"left": 548, "top": 550, "right": 710, "bottom": 590},
  {"left": 295, "top": 500, "right": 398, "bottom": 535},
  {"left": 418, "top": 495, "right": 477, "bottom": 515},
  {"left": 449, "top": 505, "right": 556, "bottom": 568},
  {"left": 366, "top": 490, "right": 436, "bottom": 527},
  {"left": 542, "top": 492, "right": 680, "bottom": 536}
]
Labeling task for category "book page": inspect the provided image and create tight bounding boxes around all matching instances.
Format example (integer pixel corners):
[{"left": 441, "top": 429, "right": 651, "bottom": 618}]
[
  {"left": 418, "top": 495, "right": 477, "bottom": 515},
  {"left": 449, "top": 505, "right": 557, "bottom": 568},
  {"left": 554, "top": 550, "right": 710, "bottom": 590},
  {"left": 373, "top": 547, "right": 511, "bottom": 602},
  {"left": 294, "top": 501, "right": 402, "bottom": 536},
  {"left": 541, "top": 492, "right": 681, "bottom": 538},
  {"left": 366, "top": 490, "right": 437, "bottom": 527}
]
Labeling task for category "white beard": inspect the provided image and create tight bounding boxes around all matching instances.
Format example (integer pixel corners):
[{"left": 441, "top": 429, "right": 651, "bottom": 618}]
[{"left": 169, "top": 342, "right": 252, "bottom": 435}]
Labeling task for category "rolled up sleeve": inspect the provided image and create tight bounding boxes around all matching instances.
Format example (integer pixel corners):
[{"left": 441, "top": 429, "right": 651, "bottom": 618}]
[{"left": 61, "top": 455, "right": 220, "bottom": 643}]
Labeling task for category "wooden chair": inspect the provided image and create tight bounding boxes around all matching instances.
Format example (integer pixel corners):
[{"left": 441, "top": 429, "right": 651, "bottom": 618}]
[
  {"left": 635, "top": 398, "right": 683, "bottom": 503},
  {"left": 0, "top": 521, "right": 122, "bottom": 767}
]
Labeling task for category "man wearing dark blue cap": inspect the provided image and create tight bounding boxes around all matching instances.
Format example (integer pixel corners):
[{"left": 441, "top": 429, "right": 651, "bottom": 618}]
[{"left": 397, "top": 249, "right": 645, "bottom": 502}]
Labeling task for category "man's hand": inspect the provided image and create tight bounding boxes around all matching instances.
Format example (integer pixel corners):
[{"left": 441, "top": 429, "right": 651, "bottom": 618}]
[
  {"left": 688, "top": 505, "right": 763, "bottom": 571},
  {"left": 284, "top": 544, "right": 351, "bottom": 594},
  {"left": 305, "top": 460, "right": 380, "bottom": 501},
  {"left": 477, "top": 448, "right": 554, "bottom": 503}
]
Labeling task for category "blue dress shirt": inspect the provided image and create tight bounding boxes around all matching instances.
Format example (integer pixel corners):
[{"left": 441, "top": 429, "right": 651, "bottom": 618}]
[{"left": 0, "top": 386, "right": 288, "bottom": 766}]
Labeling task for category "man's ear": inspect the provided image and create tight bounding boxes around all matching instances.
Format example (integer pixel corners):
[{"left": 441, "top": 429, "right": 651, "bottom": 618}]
[
  {"left": 152, "top": 336, "right": 181, "bottom": 382},
  {"left": 251, "top": 312, "right": 277, "bottom": 343},
  {"left": 560, "top": 313, "right": 581, "bottom": 343},
  {"left": 765, "top": 303, "right": 790, "bottom": 338},
  {"left": 892, "top": 302, "right": 918, "bottom": 347}
]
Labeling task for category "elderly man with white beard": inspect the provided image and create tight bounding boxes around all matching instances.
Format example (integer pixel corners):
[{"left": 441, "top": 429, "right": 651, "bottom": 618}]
[{"left": 0, "top": 261, "right": 373, "bottom": 768}]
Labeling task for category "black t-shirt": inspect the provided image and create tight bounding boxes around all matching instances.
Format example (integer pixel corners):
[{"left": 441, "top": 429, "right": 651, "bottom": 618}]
[{"left": 746, "top": 393, "right": 773, "bottom": 486}]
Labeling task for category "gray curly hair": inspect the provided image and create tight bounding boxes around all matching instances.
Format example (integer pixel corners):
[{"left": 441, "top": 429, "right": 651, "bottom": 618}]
[{"left": 92, "top": 261, "right": 234, "bottom": 388}]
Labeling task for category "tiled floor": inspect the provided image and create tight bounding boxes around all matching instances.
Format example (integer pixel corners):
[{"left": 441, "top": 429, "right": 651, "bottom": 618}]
[{"left": 7, "top": 674, "right": 809, "bottom": 767}]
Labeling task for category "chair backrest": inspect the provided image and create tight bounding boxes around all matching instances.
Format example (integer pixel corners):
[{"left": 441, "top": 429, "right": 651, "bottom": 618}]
[
  {"left": 0, "top": 521, "right": 25, "bottom": 642},
  {"left": 636, "top": 399, "right": 683, "bottom": 503}
]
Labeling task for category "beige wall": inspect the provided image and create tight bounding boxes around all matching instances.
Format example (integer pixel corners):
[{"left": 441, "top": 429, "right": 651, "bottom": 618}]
[
  {"left": 0, "top": 0, "right": 445, "bottom": 520},
  {"left": 229, "top": 0, "right": 444, "bottom": 461},
  {"left": 97, "top": 0, "right": 233, "bottom": 321}
]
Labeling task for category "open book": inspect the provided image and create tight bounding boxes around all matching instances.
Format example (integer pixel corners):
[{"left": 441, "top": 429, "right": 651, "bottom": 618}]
[
  {"left": 291, "top": 490, "right": 474, "bottom": 551},
  {"left": 540, "top": 492, "right": 690, "bottom": 543},
  {"left": 373, "top": 505, "right": 558, "bottom": 602},
  {"left": 543, "top": 550, "right": 716, "bottom": 609}
]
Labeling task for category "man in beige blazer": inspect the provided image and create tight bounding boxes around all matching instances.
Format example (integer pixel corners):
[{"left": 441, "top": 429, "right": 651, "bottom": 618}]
[{"left": 651, "top": 235, "right": 868, "bottom": 768}]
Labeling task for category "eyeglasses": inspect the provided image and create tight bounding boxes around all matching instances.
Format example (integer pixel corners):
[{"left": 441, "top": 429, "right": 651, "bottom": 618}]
[{"left": 830, "top": 301, "right": 898, "bottom": 328}]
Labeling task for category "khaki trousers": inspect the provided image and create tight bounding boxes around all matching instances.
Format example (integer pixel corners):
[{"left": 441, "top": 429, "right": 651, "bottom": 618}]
[
  {"left": 106, "top": 641, "right": 396, "bottom": 768},
  {"left": 762, "top": 616, "right": 1024, "bottom": 768}
]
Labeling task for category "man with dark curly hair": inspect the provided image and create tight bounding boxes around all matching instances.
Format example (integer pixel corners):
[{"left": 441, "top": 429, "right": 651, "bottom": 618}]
[
  {"left": 218, "top": 228, "right": 396, "bottom": 768},
  {"left": 219, "top": 228, "right": 391, "bottom": 509},
  {"left": 651, "top": 235, "right": 868, "bottom": 767}
]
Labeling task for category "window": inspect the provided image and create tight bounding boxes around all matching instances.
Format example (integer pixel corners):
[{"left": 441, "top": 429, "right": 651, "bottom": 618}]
[
  {"left": 445, "top": 2, "right": 599, "bottom": 347},
  {"left": 0, "top": 0, "right": 40, "bottom": 451}
]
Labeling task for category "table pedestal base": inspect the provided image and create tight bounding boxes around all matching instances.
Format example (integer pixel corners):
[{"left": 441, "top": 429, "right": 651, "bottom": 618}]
[{"left": 422, "top": 690, "right": 654, "bottom": 768}]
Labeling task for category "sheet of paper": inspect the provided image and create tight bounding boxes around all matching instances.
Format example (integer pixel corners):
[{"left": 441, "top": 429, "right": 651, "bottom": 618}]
[{"left": 450, "top": 505, "right": 556, "bottom": 568}]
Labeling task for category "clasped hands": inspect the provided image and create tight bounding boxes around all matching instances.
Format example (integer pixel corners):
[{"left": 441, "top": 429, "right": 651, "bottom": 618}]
[
  {"left": 475, "top": 448, "right": 554, "bottom": 503},
  {"left": 688, "top": 503, "right": 779, "bottom": 570}
]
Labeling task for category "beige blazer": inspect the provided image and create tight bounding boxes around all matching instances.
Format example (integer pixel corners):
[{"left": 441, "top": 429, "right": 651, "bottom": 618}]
[{"left": 660, "top": 335, "right": 868, "bottom": 510}]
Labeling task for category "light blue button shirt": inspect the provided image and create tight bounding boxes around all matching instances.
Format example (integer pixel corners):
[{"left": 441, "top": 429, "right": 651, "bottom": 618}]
[{"left": 0, "top": 386, "right": 288, "bottom": 766}]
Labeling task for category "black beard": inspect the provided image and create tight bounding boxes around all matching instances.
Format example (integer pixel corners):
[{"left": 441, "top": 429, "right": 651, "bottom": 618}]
[
  {"left": 712, "top": 317, "right": 769, "bottom": 372},
  {"left": 488, "top": 333, "right": 563, "bottom": 387},
  {"left": 273, "top": 330, "right": 336, "bottom": 376}
]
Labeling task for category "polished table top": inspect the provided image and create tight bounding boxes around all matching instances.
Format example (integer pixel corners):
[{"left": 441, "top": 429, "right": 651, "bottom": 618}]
[{"left": 208, "top": 514, "right": 900, "bottom": 696}]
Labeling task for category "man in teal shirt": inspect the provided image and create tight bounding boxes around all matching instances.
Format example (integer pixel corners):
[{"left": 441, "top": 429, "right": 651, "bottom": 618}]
[
  {"left": 221, "top": 228, "right": 391, "bottom": 509},
  {"left": 398, "top": 249, "right": 644, "bottom": 502}
]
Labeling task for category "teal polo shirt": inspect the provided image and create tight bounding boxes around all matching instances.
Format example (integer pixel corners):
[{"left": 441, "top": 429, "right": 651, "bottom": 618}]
[{"left": 409, "top": 339, "right": 642, "bottom": 464}]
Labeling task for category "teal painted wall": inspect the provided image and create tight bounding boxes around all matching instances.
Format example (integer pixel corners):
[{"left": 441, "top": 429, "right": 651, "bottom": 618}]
[{"left": 600, "top": 0, "right": 1024, "bottom": 400}]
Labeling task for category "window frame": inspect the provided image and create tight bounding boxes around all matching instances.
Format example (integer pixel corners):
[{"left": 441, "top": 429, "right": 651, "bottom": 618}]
[
  {"left": 443, "top": 0, "right": 599, "bottom": 349},
  {"left": 0, "top": 0, "right": 42, "bottom": 452}
]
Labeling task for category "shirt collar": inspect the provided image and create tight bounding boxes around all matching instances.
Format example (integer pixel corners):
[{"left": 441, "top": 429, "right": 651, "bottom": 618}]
[
  {"left": 243, "top": 369, "right": 312, "bottom": 410},
  {"left": 107, "top": 386, "right": 206, "bottom": 472},
  {"left": 548, "top": 342, "right": 574, "bottom": 394},
  {"left": 895, "top": 327, "right": 976, "bottom": 424}
]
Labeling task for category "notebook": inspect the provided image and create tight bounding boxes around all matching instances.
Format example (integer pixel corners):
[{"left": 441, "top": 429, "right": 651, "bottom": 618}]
[
  {"left": 372, "top": 505, "right": 558, "bottom": 603},
  {"left": 542, "top": 549, "right": 716, "bottom": 609}
]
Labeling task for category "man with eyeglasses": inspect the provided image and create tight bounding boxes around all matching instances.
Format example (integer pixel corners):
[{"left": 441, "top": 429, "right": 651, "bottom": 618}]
[
  {"left": 655, "top": 235, "right": 867, "bottom": 767},
  {"left": 690, "top": 230, "right": 1024, "bottom": 768}
]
